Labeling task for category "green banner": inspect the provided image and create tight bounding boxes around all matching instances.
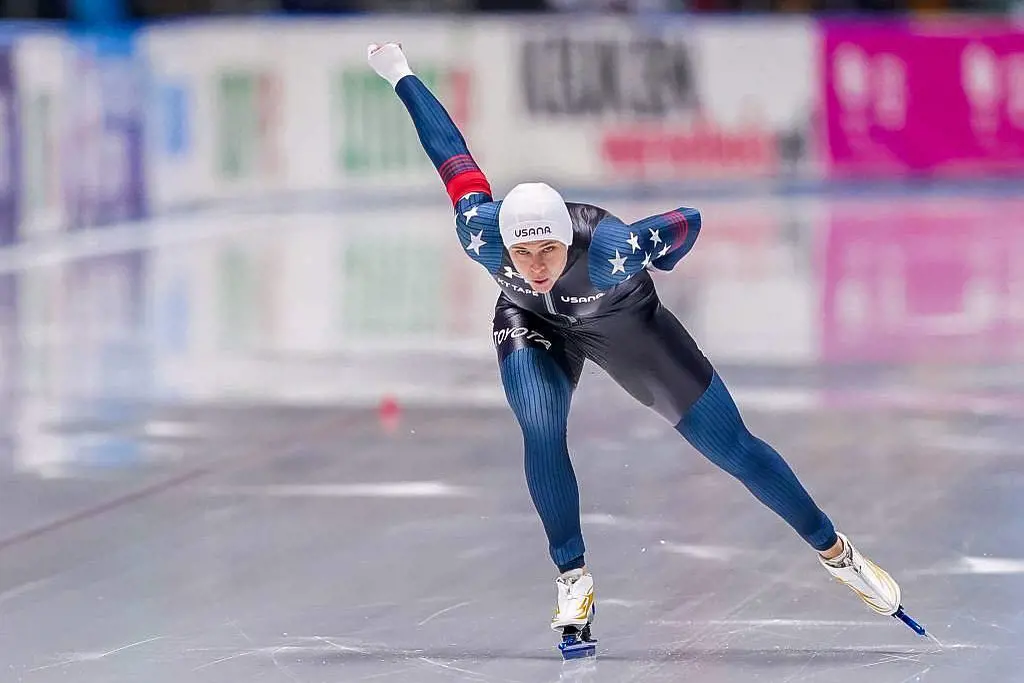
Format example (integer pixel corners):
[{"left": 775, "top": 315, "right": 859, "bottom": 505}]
[
  {"left": 332, "top": 67, "right": 453, "bottom": 175},
  {"left": 216, "top": 69, "right": 277, "bottom": 181}
]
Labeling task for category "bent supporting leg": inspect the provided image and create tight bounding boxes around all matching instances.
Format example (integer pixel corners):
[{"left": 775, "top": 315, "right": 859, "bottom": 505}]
[{"left": 501, "top": 347, "right": 586, "bottom": 572}]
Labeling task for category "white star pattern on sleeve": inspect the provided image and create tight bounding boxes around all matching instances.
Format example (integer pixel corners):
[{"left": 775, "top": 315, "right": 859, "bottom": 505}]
[
  {"left": 649, "top": 228, "right": 662, "bottom": 246},
  {"left": 465, "top": 230, "right": 487, "bottom": 255},
  {"left": 463, "top": 206, "right": 480, "bottom": 221},
  {"left": 627, "top": 232, "right": 641, "bottom": 253},
  {"left": 608, "top": 249, "right": 627, "bottom": 275},
  {"left": 641, "top": 251, "right": 652, "bottom": 269},
  {"left": 658, "top": 243, "right": 671, "bottom": 258}
]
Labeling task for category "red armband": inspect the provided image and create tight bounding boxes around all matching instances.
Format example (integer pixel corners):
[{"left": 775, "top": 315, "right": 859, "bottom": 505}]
[{"left": 446, "top": 170, "right": 492, "bottom": 206}]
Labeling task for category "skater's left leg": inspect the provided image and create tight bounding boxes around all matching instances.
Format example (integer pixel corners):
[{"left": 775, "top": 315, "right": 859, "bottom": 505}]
[
  {"left": 674, "top": 371, "right": 837, "bottom": 552},
  {"left": 589, "top": 300, "right": 903, "bottom": 618},
  {"left": 587, "top": 300, "right": 836, "bottom": 552}
]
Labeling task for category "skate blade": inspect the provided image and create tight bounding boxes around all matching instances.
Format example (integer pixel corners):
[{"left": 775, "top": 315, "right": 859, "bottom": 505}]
[{"left": 893, "top": 606, "right": 941, "bottom": 645}]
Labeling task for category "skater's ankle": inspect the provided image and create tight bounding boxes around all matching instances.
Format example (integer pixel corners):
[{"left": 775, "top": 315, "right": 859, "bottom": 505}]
[
  {"left": 819, "top": 536, "right": 845, "bottom": 562},
  {"left": 558, "top": 565, "right": 588, "bottom": 579},
  {"left": 557, "top": 555, "right": 586, "bottom": 575}
]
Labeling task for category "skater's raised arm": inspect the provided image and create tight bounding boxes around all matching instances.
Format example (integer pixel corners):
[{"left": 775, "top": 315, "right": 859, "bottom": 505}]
[
  {"left": 587, "top": 207, "right": 702, "bottom": 290},
  {"left": 367, "top": 42, "right": 492, "bottom": 207}
]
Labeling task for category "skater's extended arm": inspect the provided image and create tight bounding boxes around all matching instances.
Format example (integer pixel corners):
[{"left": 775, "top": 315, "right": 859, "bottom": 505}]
[
  {"left": 588, "top": 207, "right": 702, "bottom": 289},
  {"left": 368, "top": 43, "right": 492, "bottom": 206},
  {"left": 368, "top": 42, "right": 503, "bottom": 274}
]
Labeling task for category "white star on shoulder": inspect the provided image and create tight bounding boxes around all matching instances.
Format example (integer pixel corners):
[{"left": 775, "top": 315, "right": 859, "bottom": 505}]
[
  {"left": 608, "top": 249, "right": 627, "bottom": 275},
  {"left": 641, "top": 251, "right": 652, "bottom": 269},
  {"left": 627, "top": 232, "right": 641, "bottom": 253},
  {"left": 649, "top": 228, "right": 662, "bottom": 246},
  {"left": 463, "top": 206, "right": 480, "bottom": 221},
  {"left": 465, "top": 230, "right": 487, "bottom": 255},
  {"left": 658, "top": 243, "right": 671, "bottom": 258}
]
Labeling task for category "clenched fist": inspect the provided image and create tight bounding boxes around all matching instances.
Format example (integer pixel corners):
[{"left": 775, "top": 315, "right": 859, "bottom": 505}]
[{"left": 367, "top": 42, "right": 414, "bottom": 88}]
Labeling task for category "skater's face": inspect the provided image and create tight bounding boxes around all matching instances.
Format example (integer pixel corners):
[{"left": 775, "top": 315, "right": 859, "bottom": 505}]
[{"left": 508, "top": 240, "right": 568, "bottom": 293}]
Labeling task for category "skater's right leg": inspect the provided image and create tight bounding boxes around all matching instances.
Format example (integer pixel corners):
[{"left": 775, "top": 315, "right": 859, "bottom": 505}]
[
  {"left": 493, "top": 302, "right": 586, "bottom": 573},
  {"left": 500, "top": 346, "right": 585, "bottom": 571},
  {"left": 493, "top": 303, "right": 595, "bottom": 636}
]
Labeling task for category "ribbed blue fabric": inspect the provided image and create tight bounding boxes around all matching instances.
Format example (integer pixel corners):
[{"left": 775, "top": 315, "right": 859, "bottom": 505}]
[
  {"left": 500, "top": 347, "right": 586, "bottom": 571},
  {"left": 675, "top": 373, "right": 837, "bottom": 551},
  {"left": 394, "top": 75, "right": 472, "bottom": 170}
]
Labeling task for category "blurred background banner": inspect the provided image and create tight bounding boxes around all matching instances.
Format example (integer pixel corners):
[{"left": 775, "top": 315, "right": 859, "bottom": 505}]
[
  {"left": 143, "top": 19, "right": 474, "bottom": 207},
  {"left": 512, "top": 17, "right": 819, "bottom": 185},
  {"left": 822, "top": 19, "right": 1024, "bottom": 178},
  {"left": 144, "top": 22, "right": 285, "bottom": 208},
  {"left": 12, "top": 29, "right": 147, "bottom": 240},
  {"left": 0, "top": 38, "right": 18, "bottom": 247},
  {"left": 2, "top": 16, "right": 1020, "bottom": 220},
  {"left": 64, "top": 29, "right": 147, "bottom": 229},
  {"left": 16, "top": 33, "right": 66, "bottom": 241}
]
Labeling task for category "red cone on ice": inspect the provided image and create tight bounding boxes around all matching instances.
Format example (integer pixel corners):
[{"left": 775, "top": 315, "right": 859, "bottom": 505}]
[{"left": 379, "top": 395, "right": 401, "bottom": 433}]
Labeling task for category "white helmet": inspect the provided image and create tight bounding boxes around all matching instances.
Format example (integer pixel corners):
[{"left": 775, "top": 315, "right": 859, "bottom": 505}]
[{"left": 498, "top": 182, "right": 573, "bottom": 248}]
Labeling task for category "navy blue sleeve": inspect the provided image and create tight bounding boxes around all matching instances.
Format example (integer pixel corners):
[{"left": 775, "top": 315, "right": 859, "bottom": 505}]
[
  {"left": 635, "top": 208, "right": 701, "bottom": 272},
  {"left": 588, "top": 207, "right": 701, "bottom": 290},
  {"left": 394, "top": 75, "right": 492, "bottom": 205},
  {"left": 454, "top": 194, "right": 504, "bottom": 275}
]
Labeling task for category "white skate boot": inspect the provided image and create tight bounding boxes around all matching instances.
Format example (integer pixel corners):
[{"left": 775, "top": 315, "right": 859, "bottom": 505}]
[
  {"left": 551, "top": 568, "right": 596, "bottom": 659},
  {"left": 819, "top": 532, "right": 900, "bottom": 616},
  {"left": 819, "top": 533, "right": 936, "bottom": 640}
]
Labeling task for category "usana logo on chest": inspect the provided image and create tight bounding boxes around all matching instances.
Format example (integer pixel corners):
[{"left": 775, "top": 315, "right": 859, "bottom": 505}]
[{"left": 560, "top": 293, "right": 604, "bottom": 304}]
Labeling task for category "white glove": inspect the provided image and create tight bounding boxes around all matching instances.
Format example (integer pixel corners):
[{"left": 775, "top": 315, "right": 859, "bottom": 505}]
[{"left": 367, "top": 42, "right": 414, "bottom": 88}]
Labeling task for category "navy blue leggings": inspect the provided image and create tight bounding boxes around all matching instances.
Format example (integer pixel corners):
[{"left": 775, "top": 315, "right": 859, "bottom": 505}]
[{"left": 495, "top": 299, "right": 837, "bottom": 572}]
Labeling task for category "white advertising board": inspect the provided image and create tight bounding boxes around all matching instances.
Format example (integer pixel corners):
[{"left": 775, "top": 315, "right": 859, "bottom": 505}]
[
  {"left": 506, "top": 16, "right": 820, "bottom": 185},
  {"left": 142, "top": 18, "right": 491, "bottom": 210},
  {"left": 140, "top": 17, "right": 821, "bottom": 211}
]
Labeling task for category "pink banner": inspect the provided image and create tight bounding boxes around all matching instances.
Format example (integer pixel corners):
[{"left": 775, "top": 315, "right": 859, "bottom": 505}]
[
  {"left": 822, "top": 21, "right": 1024, "bottom": 177},
  {"left": 819, "top": 199, "right": 1024, "bottom": 363}
]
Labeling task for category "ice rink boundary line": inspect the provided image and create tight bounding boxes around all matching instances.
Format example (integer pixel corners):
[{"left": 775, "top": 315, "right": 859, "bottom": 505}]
[{"left": 0, "top": 467, "right": 210, "bottom": 553}]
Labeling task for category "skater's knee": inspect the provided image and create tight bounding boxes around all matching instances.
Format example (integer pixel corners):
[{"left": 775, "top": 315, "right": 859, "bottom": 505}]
[
  {"left": 517, "top": 411, "right": 568, "bottom": 450},
  {"left": 715, "top": 430, "right": 771, "bottom": 479}
]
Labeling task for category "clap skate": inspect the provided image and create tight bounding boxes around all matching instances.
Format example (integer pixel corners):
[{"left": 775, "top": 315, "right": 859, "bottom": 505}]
[
  {"left": 820, "top": 532, "right": 935, "bottom": 641},
  {"left": 551, "top": 568, "right": 597, "bottom": 659}
]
